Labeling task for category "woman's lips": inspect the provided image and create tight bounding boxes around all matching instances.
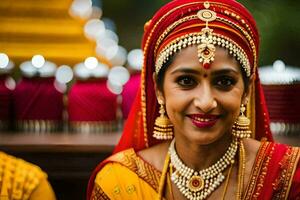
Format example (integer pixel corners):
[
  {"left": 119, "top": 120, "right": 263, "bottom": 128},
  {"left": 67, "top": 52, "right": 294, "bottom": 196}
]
[{"left": 188, "top": 114, "right": 220, "bottom": 128}]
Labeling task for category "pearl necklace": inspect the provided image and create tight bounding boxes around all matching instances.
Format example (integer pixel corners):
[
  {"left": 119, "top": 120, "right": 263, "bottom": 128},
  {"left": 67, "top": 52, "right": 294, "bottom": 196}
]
[{"left": 168, "top": 138, "right": 238, "bottom": 200}]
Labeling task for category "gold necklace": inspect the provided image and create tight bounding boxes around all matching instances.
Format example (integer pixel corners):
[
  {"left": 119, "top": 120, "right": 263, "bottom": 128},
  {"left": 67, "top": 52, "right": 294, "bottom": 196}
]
[
  {"left": 220, "top": 139, "right": 246, "bottom": 200},
  {"left": 221, "top": 163, "right": 234, "bottom": 200},
  {"left": 157, "top": 139, "right": 245, "bottom": 200},
  {"left": 157, "top": 153, "right": 170, "bottom": 200},
  {"left": 167, "top": 165, "right": 175, "bottom": 200},
  {"left": 169, "top": 138, "right": 238, "bottom": 200},
  {"left": 236, "top": 139, "right": 246, "bottom": 200}
]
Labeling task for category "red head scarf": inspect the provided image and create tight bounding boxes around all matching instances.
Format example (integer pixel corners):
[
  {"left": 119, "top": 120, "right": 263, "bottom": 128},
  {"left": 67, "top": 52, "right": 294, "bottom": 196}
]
[
  {"left": 115, "top": 0, "right": 273, "bottom": 153},
  {"left": 87, "top": 0, "right": 273, "bottom": 198}
]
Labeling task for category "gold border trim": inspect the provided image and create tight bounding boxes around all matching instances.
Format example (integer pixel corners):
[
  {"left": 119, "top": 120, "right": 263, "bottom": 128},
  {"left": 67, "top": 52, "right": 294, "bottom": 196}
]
[
  {"left": 243, "top": 141, "right": 270, "bottom": 199},
  {"left": 109, "top": 149, "right": 161, "bottom": 192},
  {"left": 284, "top": 147, "right": 300, "bottom": 200}
]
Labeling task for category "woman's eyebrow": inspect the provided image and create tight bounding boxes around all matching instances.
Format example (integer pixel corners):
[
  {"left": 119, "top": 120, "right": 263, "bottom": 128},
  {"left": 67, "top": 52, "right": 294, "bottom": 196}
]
[
  {"left": 170, "top": 67, "right": 201, "bottom": 75},
  {"left": 211, "top": 68, "right": 239, "bottom": 76},
  {"left": 170, "top": 67, "right": 239, "bottom": 76}
]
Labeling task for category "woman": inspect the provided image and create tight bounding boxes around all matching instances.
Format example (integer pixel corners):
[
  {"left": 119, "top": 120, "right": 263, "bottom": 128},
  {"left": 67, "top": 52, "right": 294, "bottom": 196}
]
[{"left": 87, "top": 0, "right": 300, "bottom": 199}]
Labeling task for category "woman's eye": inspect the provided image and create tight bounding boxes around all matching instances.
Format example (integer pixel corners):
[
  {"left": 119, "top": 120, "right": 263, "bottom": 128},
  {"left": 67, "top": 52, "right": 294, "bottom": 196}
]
[
  {"left": 215, "top": 77, "right": 236, "bottom": 88},
  {"left": 176, "top": 76, "right": 196, "bottom": 87}
]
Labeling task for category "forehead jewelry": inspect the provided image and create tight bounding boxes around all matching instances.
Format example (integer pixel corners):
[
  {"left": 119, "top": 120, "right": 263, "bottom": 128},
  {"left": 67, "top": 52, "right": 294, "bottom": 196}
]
[
  {"left": 197, "top": 2, "right": 217, "bottom": 69},
  {"left": 155, "top": 2, "right": 252, "bottom": 77}
]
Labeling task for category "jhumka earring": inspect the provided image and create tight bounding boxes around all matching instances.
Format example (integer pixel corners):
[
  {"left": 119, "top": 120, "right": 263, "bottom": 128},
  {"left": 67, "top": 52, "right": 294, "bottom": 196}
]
[
  {"left": 153, "top": 101, "right": 173, "bottom": 140},
  {"left": 232, "top": 104, "right": 251, "bottom": 139}
]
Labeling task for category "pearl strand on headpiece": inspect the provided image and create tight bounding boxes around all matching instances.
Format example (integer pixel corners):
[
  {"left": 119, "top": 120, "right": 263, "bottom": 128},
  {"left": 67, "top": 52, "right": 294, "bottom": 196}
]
[
  {"left": 155, "top": 32, "right": 250, "bottom": 77},
  {"left": 168, "top": 138, "right": 238, "bottom": 200}
]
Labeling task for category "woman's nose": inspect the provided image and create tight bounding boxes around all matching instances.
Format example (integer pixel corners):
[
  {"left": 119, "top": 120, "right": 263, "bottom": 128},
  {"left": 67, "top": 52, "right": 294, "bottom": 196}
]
[{"left": 193, "top": 84, "right": 217, "bottom": 113}]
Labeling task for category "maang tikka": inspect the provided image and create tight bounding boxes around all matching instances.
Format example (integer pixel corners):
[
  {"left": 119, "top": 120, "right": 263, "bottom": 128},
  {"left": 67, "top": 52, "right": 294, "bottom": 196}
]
[
  {"left": 197, "top": 2, "right": 217, "bottom": 69},
  {"left": 153, "top": 100, "right": 173, "bottom": 140},
  {"left": 232, "top": 104, "right": 252, "bottom": 139}
]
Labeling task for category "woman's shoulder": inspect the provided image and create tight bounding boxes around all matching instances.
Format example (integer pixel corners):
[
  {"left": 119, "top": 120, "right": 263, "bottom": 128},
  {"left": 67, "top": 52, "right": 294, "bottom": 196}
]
[
  {"left": 93, "top": 160, "right": 159, "bottom": 199},
  {"left": 262, "top": 139, "right": 300, "bottom": 158},
  {"left": 243, "top": 138, "right": 300, "bottom": 158},
  {"left": 242, "top": 139, "right": 300, "bottom": 198},
  {"left": 0, "top": 151, "right": 46, "bottom": 175},
  {"left": 92, "top": 146, "right": 166, "bottom": 199},
  {"left": 95, "top": 145, "right": 166, "bottom": 185},
  {"left": 103, "top": 147, "right": 165, "bottom": 170},
  {"left": 98, "top": 142, "right": 169, "bottom": 174},
  {"left": 137, "top": 141, "right": 170, "bottom": 172},
  {"left": 95, "top": 140, "right": 170, "bottom": 172},
  {"left": 0, "top": 151, "right": 47, "bottom": 185},
  {"left": 0, "top": 151, "right": 55, "bottom": 200},
  {"left": 243, "top": 138, "right": 300, "bottom": 181},
  {"left": 267, "top": 141, "right": 300, "bottom": 199}
]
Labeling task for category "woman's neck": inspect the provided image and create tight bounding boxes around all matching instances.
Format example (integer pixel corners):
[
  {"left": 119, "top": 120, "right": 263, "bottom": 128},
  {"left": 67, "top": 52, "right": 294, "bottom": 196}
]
[{"left": 174, "top": 133, "right": 233, "bottom": 171}]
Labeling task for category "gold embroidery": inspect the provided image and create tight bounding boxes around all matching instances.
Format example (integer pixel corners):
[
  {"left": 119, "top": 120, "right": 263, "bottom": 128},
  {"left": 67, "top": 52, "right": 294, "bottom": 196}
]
[
  {"left": 217, "top": 3, "right": 257, "bottom": 69},
  {"left": 109, "top": 149, "right": 161, "bottom": 192},
  {"left": 272, "top": 147, "right": 300, "bottom": 199},
  {"left": 253, "top": 144, "right": 274, "bottom": 199},
  {"left": 113, "top": 186, "right": 121, "bottom": 194},
  {"left": 126, "top": 185, "right": 136, "bottom": 194},
  {"left": 244, "top": 143, "right": 300, "bottom": 199},
  {"left": 243, "top": 141, "right": 270, "bottom": 200},
  {"left": 155, "top": 32, "right": 251, "bottom": 76},
  {"left": 285, "top": 147, "right": 300, "bottom": 199},
  {"left": 154, "top": 15, "right": 198, "bottom": 54},
  {"left": 153, "top": 4, "right": 257, "bottom": 77},
  {"left": 91, "top": 184, "right": 110, "bottom": 200}
]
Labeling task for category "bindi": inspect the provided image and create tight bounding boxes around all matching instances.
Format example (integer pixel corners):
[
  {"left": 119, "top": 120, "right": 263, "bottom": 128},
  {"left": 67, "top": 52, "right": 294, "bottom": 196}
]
[{"left": 203, "top": 73, "right": 208, "bottom": 78}]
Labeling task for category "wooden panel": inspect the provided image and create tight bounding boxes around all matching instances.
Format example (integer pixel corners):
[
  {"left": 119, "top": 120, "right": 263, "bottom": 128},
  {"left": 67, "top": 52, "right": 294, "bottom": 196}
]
[{"left": 0, "top": 132, "right": 121, "bottom": 152}]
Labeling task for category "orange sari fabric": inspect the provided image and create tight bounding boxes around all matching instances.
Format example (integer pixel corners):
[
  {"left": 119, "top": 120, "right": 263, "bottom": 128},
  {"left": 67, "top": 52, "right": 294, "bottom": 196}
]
[
  {"left": 89, "top": 149, "right": 160, "bottom": 200},
  {"left": 89, "top": 142, "right": 300, "bottom": 200}
]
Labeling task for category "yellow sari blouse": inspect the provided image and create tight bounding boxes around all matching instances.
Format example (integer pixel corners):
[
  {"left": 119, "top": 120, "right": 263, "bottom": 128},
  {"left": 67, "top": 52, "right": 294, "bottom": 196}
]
[
  {"left": 91, "top": 148, "right": 161, "bottom": 200},
  {"left": 0, "top": 151, "right": 56, "bottom": 200}
]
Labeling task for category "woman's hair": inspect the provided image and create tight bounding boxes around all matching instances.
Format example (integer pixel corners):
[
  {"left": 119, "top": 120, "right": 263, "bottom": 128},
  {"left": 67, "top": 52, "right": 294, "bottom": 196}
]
[{"left": 156, "top": 56, "right": 173, "bottom": 92}]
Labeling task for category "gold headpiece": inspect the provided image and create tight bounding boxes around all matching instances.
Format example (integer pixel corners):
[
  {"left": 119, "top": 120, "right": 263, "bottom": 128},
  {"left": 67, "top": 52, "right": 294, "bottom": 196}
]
[{"left": 155, "top": 2, "right": 251, "bottom": 76}]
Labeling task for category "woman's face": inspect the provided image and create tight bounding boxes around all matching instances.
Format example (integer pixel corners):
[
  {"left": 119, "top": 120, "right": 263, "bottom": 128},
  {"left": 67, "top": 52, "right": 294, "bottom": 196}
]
[{"left": 157, "top": 46, "right": 249, "bottom": 145}]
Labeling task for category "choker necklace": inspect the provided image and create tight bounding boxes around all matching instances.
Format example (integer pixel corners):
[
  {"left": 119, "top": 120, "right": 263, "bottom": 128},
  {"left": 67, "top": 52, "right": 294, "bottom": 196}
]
[{"left": 168, "top": 138, "right": 238, "bottom": 200}]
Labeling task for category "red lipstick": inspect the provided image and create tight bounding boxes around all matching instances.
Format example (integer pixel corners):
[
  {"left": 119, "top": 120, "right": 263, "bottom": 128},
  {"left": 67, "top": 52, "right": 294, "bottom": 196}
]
[{"left": 188, "top": 114, "right": 219, "bottom": 128}]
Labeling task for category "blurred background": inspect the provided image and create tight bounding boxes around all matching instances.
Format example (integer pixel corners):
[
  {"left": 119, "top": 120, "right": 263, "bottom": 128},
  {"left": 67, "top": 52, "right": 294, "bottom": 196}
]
[
  {"left": 0, "top": 0, "right": 299, "bottom": 199},
  {"left": 1, "top": 0, "right": 299, "bottom": 67}
]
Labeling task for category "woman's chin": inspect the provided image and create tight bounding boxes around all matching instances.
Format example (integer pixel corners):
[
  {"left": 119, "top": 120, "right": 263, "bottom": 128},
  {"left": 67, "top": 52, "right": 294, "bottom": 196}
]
[{"left": 182, "top": 130, "right": 223, "bottom": 146}]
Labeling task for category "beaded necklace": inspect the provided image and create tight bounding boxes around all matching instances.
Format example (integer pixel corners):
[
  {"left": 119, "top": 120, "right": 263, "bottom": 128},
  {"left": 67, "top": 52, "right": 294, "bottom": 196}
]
[{"left": 168, "top": 138, "right": 238, "bottom": 200}]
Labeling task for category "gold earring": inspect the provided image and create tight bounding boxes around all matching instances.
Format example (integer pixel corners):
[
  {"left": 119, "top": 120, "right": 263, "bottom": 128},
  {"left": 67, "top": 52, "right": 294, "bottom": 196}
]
[
  {"left": 153, "top": 101, "right": 173, "bottom": 140},
  {"left": 232, "top": 104, "right": 251, "bottom": 139}
]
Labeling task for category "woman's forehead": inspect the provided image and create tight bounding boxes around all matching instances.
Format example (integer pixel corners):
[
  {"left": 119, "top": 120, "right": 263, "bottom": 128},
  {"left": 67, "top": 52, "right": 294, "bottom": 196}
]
[{"left": 167, "top": 46, "right": 241, "bottom": 74}]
